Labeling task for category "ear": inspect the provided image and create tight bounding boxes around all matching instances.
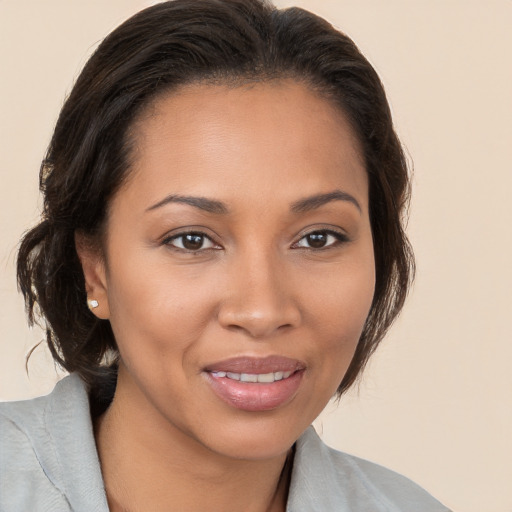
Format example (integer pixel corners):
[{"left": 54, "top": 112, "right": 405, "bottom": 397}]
[{"left": 75, "top": 231, "right": 110, "bottom": 320}]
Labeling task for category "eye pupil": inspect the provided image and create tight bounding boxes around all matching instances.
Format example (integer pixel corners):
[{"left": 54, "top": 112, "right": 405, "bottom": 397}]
[
  {"left": 307, "top": 232, "right": 327, "bottom": 248},
  {"left": 183, "top": 234, "right": 204, "bottom": 250}
]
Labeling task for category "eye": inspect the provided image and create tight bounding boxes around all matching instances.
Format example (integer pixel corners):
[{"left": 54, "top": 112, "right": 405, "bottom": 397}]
[
  {"left": 165, "top": 232, "right": 219, "bottom": 252},
  {"left": 293, "top": 230, "right": 347, "bottom": 250}
]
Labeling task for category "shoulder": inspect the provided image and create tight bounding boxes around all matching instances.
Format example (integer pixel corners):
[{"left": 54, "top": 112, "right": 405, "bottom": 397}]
[
  {"left": 0, "top": 374, "right": 107, "bottom": 511},
  {"left": 0, "top": 374, "right": 87, "bottom": 458},
  {"left": 0, "top": 379, "right": 73, "bottom": 511},
  {"left": 287, "top": 427, "right": 451, "bottom": 512}
]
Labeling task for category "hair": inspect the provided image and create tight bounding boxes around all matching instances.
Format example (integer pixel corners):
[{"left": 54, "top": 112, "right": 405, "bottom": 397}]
[{"left": 17, "top": 0, "right": 414, "bottom": 401}]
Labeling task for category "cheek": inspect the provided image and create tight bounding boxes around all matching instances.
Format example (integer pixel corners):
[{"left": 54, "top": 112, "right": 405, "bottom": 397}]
[
  {"left": 305, "top": 256, "right": 375, "bottom": 338},
  {"left": 105, "top": 250, "right": 220, "bottom": 365},
  {"left": 289, "top": 257, "right": 375, "bottom": 420},
  {"left": 302, "top": 249, "right": 375, "bottom": 374}
]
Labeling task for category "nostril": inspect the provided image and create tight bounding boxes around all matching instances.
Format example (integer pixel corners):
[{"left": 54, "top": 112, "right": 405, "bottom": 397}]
[{"left": 218, "top": 306, "right": 300, "bottom": 339}]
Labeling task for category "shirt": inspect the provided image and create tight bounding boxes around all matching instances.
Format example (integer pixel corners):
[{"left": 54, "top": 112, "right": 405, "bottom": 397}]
[{"left": 0, "top": 374, "right": 450, "bottom": 511}]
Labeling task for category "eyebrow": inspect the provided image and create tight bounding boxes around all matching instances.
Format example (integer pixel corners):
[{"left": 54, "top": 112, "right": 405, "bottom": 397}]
[
  {"left": 146, "top": 189, "right": 361, "bottom": 216},
  {"left": 290, "top": 190, "right": 362, "bottom": 214},
  {"left": 146, "top": 194, "right": 229, "bottom": 214}
]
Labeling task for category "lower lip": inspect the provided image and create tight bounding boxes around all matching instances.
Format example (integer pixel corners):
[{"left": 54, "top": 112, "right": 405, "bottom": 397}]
[{"left": 205, "top": 371, "right": 304, "bottom": 412}]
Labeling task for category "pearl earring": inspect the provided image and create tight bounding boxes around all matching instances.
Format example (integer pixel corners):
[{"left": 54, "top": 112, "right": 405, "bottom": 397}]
[{"left": 88, "top": 299, "right": 99, "bottom": 310}]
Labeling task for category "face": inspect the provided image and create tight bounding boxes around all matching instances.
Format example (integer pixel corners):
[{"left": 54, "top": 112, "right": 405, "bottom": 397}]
[{"left": 83, "top": 81, "right": 375, "bottom": 461}]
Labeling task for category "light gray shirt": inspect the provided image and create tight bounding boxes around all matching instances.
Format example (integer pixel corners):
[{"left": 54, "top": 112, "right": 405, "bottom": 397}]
[{"left": 0, "top": 374, "right": 450, "bottom": 511}]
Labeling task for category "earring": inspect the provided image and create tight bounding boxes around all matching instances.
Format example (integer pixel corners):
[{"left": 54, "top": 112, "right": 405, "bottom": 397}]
[{"left": 88, "top": 299, "right": 99, "bottom": 310}]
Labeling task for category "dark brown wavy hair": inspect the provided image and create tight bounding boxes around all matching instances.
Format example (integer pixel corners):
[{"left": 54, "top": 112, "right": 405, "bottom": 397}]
[{"left": 17, "top": 0, "right": 414, "bottom": 400}]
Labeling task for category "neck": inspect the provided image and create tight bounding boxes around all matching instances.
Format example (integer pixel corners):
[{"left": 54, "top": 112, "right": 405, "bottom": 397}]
[{"left": 94, "top": 369, "right": 293, "bottom": 512}]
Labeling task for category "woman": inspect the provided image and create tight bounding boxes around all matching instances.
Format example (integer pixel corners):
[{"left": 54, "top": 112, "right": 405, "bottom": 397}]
[{"left": 1, "top": 1, "right": 450, "bottom": 510}]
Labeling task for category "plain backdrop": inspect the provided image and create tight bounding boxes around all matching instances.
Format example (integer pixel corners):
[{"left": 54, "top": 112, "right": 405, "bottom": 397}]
[{"left": 1, "top": 1, "right": 511, "bottom": 511}]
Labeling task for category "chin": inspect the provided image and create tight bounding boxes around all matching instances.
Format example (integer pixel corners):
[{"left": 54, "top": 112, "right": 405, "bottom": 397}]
[
  {"left": 178, "top": 401, "right": 313, "bottom": 462},
  {"left": 201, "top": 421, "right": 303, "bottom": 461}
]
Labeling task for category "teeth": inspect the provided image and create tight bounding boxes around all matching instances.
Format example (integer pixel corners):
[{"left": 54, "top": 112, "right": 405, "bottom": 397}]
[
  {"left": 257, "top": 372, "right": 275, "bottom": 383},
  {"left": 212, "top": 370, "right": 294, "bottom": 383},
  {"left": 240, "top": 373, "right": 258, "bottom": 382}
]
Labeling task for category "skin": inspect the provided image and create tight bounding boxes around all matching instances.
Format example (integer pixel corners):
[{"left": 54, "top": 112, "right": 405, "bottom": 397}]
[{"left": 78, "top": 80, "right": 375, "bottom": 512}]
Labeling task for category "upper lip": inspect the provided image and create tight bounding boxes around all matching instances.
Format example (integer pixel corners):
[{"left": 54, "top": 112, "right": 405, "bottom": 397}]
[{"left": 204, "top": 355, "right": 306, "bottom": 374}]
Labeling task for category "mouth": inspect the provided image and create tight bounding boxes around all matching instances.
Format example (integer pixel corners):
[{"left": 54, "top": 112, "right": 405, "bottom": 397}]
[
  {"left": 203, "top": 356, "right": 305, "bottom": 412},
  {"left": 210, "top": 370, "right": 294, "bottom": 383}
]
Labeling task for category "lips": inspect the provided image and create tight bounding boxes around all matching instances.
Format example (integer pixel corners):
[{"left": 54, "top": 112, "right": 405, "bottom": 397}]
[
  {"left": 205, "top": 355, "right": 304, "bottom": 374},
  {"left": 203, "top": 356, "right": 305, "bottom": 412}
]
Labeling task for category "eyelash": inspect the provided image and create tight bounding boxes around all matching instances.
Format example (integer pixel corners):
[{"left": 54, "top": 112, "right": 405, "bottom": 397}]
[
  {"left": 163, "top": 231, "right": 221, "bottom": 252},
  {"left": 291, "top": 229, "right": 349, "bottom": 250},
  {"left": 163, "top": 229, "right": 348, "bottom": 253}
]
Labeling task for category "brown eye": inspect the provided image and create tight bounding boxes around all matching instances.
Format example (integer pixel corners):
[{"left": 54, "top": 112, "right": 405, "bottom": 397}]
[
  {"left": 294, "top": 230, "right": 347, "bottom": 250},
  {"left": 305, "top": 232, "right": 328, "bottom": 248},
  {"left": 182, "top": 234, "right": 205, "bottom": 250},
  {"left": 166, "top": 232, "right": 217, "bottom": 251}
]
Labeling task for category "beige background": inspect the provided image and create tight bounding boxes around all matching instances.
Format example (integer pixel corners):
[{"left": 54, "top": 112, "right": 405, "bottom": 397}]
[{"left": 1, "top": 1, "right": 511, "bottom": 511}]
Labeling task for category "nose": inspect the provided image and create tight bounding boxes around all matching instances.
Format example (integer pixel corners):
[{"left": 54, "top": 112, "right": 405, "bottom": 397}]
[{"left": 217, "top": 250, "right": 302, "bottom": 339}]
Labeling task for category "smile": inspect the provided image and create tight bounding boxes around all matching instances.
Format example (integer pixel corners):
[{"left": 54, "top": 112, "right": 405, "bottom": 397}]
[
  {"left": 210, "top": 371, "right": 293, "bottom": 383},
  {"left": 204, "top": 356, "right": 305, "bottom": 412}
]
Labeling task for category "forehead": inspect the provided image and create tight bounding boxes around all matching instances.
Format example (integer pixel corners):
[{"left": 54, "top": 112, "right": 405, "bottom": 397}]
[{"left": 119, "top": 80, "right": 368, "bottom": 212}]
